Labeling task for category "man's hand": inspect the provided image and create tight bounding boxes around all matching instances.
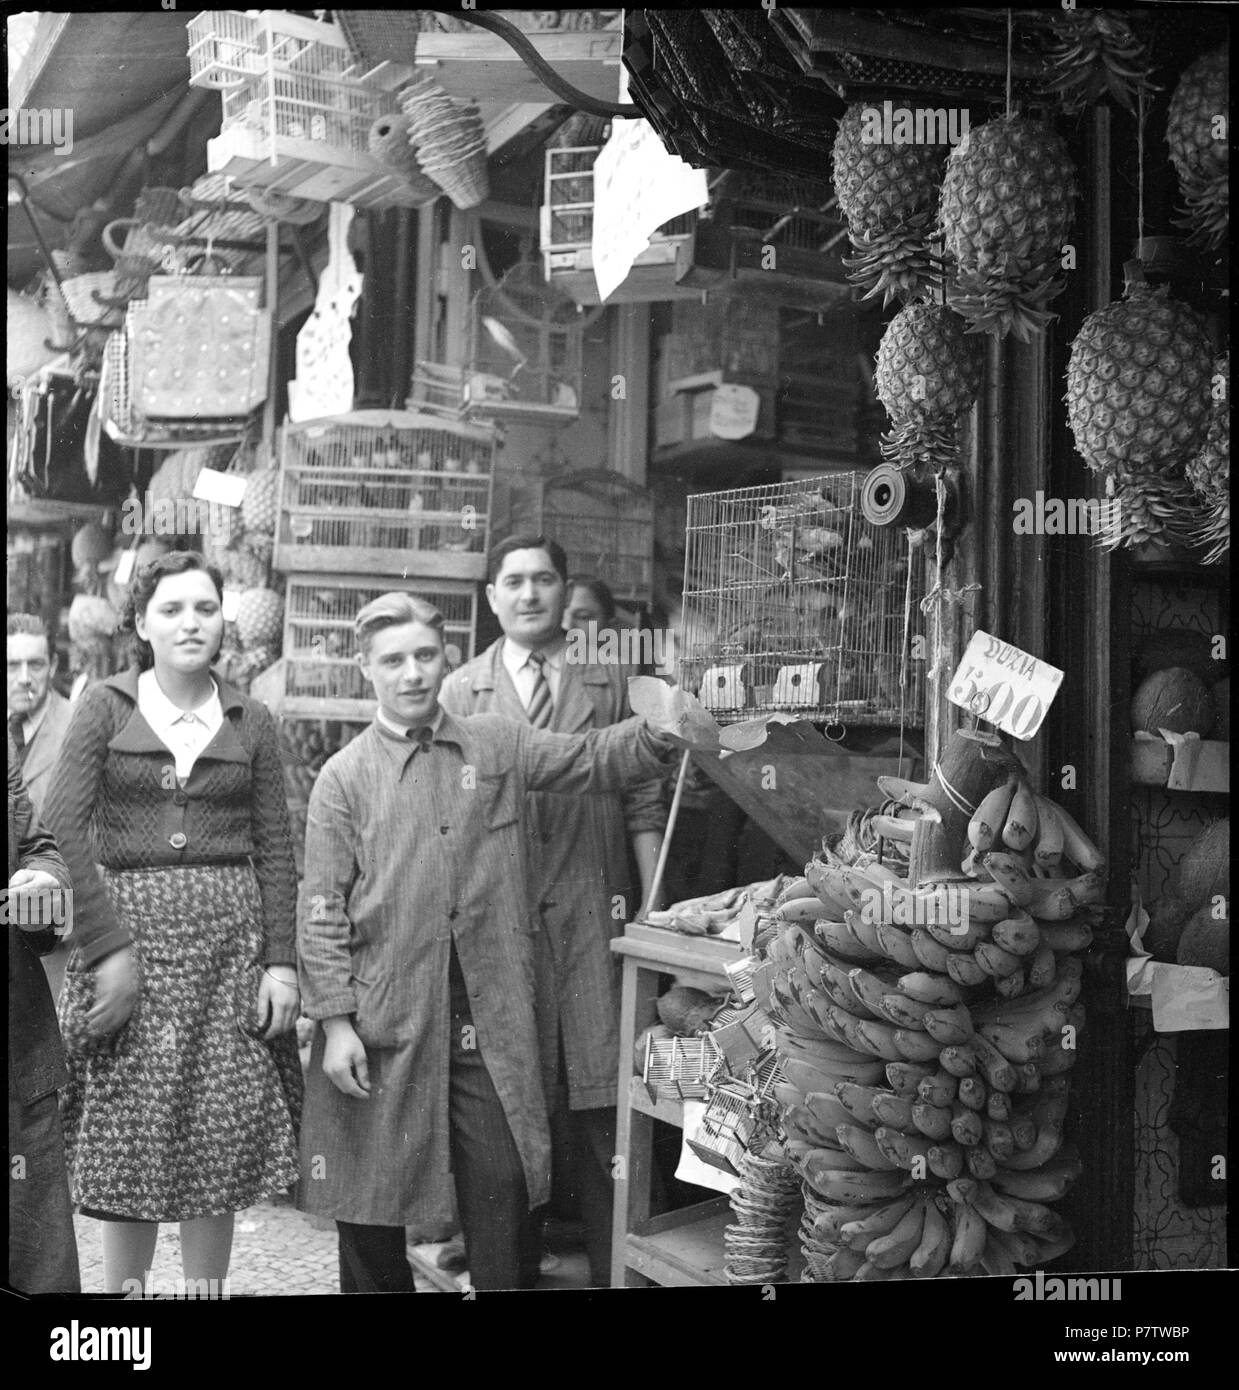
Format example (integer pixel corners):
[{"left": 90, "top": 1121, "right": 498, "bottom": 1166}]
[
  {"left": 322, "top": 1017, "right": 371, "bottom": 1099},
  {"left": 6, "top": 868, "right": 65, "bottom": 932},
  {"left": 88, "top": 946, "right": 140, "bottom": 1038},
  {"left": 258, "top": 966, "right": 300, "bottom": 1040}
]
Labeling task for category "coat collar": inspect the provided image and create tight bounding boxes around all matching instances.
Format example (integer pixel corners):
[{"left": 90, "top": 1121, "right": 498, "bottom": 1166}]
[
  {"left": 456, "top": 638, "right": 610, "bottom": 733},
  {"left": 103, "top": 665, "right": 252, "bottom": 767}
]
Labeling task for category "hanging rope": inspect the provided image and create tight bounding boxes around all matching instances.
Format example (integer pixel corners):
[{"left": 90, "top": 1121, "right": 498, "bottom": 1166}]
[
  {"left": 918, "top": 469, "right": 981, "bottom": 680},
  {"left": 1137, "top": 88, "right": 1146, "bottom": 249},
  {"left": 1005, "top": 9, "right": 1014, "bottom": 118},
  {"left": 897, "top": 528, "right": 916, "bottom": 782}
]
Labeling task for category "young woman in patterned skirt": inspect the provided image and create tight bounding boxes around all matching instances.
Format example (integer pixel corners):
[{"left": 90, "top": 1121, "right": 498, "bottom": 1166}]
[{"left": 44, "top": 551, "right": 301, "bottom": 1292}]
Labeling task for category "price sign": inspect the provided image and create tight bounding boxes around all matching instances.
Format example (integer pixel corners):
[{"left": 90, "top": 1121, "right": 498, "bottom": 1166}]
[{"left": 947, "top": 630, "right": 1063, "bottom": 741}]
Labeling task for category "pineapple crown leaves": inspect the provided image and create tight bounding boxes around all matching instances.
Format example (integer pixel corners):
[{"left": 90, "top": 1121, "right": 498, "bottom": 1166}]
[
  {"left": 946, "top": 257, "right": 1067, "bottom": 343},
  {"left": 880, "top": 416, "right": 963, "bottom": 474},
  {"left": 1040, "top": 7, "right": 1159, "bottom": 114}
]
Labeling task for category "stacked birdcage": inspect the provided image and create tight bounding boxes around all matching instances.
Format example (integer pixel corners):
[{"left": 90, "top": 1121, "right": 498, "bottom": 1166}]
[
  {"left": 678, "top": 472, "right": 925, "bottom": 728},
  {"left": 187, "top": 10, "right": 425, "bottom": 209},
  {"left": 272, "top": 409, "right": 495, "bottom": 719},
  {"left": 642, "top": 1033, "right": 724, "bottom": 1103}
]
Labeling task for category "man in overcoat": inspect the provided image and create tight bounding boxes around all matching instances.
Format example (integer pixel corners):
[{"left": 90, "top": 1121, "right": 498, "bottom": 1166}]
[
  {"left": 7, "top": 735, "right": 79, "bottom": 1292},
  {"left": 8, "top": 613, "right": 76, "bottom": 1000},
  {"left": 297, "top": 590, "right": 675, "bottom": 1291},
  {"left": 439, "top": 535, "right": 666, "bottom": 1286}
]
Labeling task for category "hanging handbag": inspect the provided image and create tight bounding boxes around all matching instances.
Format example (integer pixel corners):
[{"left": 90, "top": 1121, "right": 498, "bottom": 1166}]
[{"left": 128, "top": 268, "right": 272, "bottom": 420}]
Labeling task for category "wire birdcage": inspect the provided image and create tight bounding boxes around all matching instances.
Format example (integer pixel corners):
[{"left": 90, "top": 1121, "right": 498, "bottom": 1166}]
[
  {"left": 495, "top": 467, "right": 654, "bottom": 604},
  {"left": 724, "top": 956, "right": 758, "bottom": 1004},
  {"left": 466, "top": 253, "right": 584, "bottom": 424},
  {"left": 188, "top": 11, "right": 425, "bottom": 210},
  {"left": 642, "top": 1034, "right": 724, "bottom": 1103},
  {"left": 274, "top": 411, "right": 495, "bottom": 581},
  {"left": 678, "top": 472, "right": 925, "bottom": 727},
  {"left": 687, "top": 1082, "right": 761, "bottom": 1176},
  {"left": 280, "top": 573, "right": 477, "bottom": 720}
]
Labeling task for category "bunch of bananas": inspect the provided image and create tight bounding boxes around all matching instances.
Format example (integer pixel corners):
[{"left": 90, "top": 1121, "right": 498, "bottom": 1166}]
[
  {"left": 645, "top": 875, "right": 792, "bottom": 936},
  {"left": 756, "top": 799, "right": 1102, "bottom": 1280}
]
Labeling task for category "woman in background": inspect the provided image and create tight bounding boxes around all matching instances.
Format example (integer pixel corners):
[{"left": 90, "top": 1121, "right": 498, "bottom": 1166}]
[
  {"left": 44, "top": 551, "right": 301, "bottom": 1293},
  {"left": 562, "top": 575, "right": 618, "bottom": 635}
]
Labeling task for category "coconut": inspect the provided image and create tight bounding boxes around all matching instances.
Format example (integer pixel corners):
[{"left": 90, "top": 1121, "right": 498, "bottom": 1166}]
[
  {"left": 656, "top": 985, "right": 719, "bottom": 1035},
  {"left": 1131, "top": 667, "right": 1214, "bottom": 737}
]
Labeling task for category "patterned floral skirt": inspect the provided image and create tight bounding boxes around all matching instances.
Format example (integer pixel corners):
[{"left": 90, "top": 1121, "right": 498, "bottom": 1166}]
[{"left": 58, "top": 863, "right": 302, "bottom": 1222}]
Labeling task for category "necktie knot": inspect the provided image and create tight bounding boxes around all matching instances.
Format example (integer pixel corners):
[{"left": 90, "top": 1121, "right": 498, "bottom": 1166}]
[
  {"left": 528, "top": 651, "right": 545, "bottom": 670},
  {"left": 407, "top": 725, "right": 433, "bottom": 750}
]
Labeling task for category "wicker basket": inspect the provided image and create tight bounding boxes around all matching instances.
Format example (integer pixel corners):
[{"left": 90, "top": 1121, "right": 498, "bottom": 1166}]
[
  {"left": 56, "top": 272, "right": 125, "bottom": 328},
  {"left": 398, "top": 76, "right": 489, "bottom": 210},
  {"left": 367, "top": 112, "right": 441, "bottom": 203},
  {"left": 333, "top": 9, "right": 426, "bottom": 68}
]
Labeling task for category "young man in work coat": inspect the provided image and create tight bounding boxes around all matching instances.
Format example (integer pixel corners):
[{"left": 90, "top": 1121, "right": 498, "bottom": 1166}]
[
  {"left": 439, "top": 536, "right": 667, "bottom": 1287},
  {"left": 297, "top": 591, "right": 676, "bottom": 1292}
]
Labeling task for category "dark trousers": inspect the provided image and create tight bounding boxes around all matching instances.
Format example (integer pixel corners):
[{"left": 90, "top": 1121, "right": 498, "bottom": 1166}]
[
  {"left": 8, "top": 1085, "right": 81, "bottom": 1294},
  {"left": 544, "top": 1044, "right": 617, "bottom": 1288},
  {"left": 337, "top": 947, "right": 539, "bottom": 1292}
]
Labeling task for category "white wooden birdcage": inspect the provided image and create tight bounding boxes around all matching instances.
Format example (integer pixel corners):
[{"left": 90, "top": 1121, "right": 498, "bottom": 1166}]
[
  {"left": 187, "top": 10, "right": 423, "bottom": 209},
  {"left": 642, "top": 1034, "right": 724, "bottom": 1104},
  {"left": 273, "top": 411, "right": 495, "bottom": 581},
  {"left": 679, "top": 473, "right": 925, "bottom": 728},
  {"left": 466, "top": 251, "right": 584, "bottom": 425}
]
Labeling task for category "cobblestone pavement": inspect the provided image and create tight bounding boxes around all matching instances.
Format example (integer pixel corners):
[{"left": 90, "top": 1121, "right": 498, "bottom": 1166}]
[{"left": 73, "top": 1198, "right": 590, "bottom": 1295}]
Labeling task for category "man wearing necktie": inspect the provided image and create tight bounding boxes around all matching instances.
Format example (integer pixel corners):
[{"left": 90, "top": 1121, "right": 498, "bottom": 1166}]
[
  {"left": 297, "top": 590, "right": 676, "bottom": 1291},
  {"left": 440, "top": 536, "right": 668, "bottom": 1287}
]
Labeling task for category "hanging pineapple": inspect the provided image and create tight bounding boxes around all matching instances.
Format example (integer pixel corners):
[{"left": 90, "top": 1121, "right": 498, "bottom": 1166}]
[
  {"left": 832, "top": 101, "right": 947, "bottom": 308},
  {"left": 1166, "top": 46, "right": 1229, "bottom": 250},
  {"left": 1040, "top": 8, "right": 1157, "bottom": 113},
  {"left": 874, "top": 303, "right": 984, "bottom": 472},
  {"left": 1187, "top": 354, "right": 1230, "bottom": 564},
  {"left": 939, "top": 116, "right": 1078, "bottom": 342},
  {"left": 1065, "top": 280, "right": 1214, "bottom": 551}
]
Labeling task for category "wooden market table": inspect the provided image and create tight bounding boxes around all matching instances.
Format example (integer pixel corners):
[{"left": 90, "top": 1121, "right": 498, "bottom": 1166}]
[{"left": 609, "top": 922, "right": 745, "bottom": 1288}]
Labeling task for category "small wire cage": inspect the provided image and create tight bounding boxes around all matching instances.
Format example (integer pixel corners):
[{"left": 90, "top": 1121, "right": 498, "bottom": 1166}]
[
  {"left": 687, "top": 1082, "right": 761, "bottom": 1176},
  {"left": 724, "top": 956, "right": 758, "bottom": 1005},
  {"left": 274, "top": 411, "right": 495, "bottom": 581},
  {"left": 279, "top": 573, "right": 477, "bottom": 720},
  {"left": 642, "top": 1034, "right": 725, "bottom": 1104},
  {"left": 678, "top": 472, "right": 925, "bottom": 727},
  {"left": 466, "top": 255, "right": 584, "bottom": 424}
]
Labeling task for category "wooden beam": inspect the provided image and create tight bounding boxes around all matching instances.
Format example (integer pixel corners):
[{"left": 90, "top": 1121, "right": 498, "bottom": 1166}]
[
  {"left": 414, "top": 31, "right": 621, "bottom": 105},
  {"left": 484, "top": 102, "right": 554, "bottom": 155}
]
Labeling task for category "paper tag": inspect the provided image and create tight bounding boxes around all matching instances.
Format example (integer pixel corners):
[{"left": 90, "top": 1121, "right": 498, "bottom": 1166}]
[
  {"left": 113, "top": 549, "right": 137, "bottom": 586},
  {"left": 221, "top": 588, "right": 242, "bottom": 623},
  {"left": 192, "top": 468, "right": 248, "bottom": 508},
  {"left": 772, "top": 662, "right": 824, "bottom": 708},
  {"left": 709, "top": 383, "right": 760, "bottom": 440},
  {"left": 1151, "top": 967, "right": 1229, "bottom": 1032},
  {"left": 947, "top": 630, "right": 1063, "bottom": 740},
  {"left": 699, "top": 664, "right": 746, "bottom": 711}
]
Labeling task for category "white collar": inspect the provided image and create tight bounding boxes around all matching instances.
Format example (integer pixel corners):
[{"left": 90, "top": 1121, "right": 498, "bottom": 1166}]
[
  {"left": 375, "top": 705, "right": 444, "bottom": 740},
  {"left": 502, "top": 635, "right": 565, "bottom": 676},
  {"left": 137, "top": 669, "right": 221, "bottom": 735}
]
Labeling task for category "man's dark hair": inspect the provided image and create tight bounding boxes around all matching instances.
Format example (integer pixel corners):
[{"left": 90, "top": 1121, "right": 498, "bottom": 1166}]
[
  {"left": 6, "top": 612, "right": 52, "bottom": 645},
  {"left": 488, "top": 534, "right": 568, "bottom": 586}
]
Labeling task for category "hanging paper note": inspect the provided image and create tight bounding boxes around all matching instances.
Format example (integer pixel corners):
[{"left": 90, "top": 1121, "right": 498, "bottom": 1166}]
[
  {"left": 947, "top": 630, "right": 1063, "bottom": 741},
  {"left": 591, "top": 119, "right": 709, "bottom": 303}
]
